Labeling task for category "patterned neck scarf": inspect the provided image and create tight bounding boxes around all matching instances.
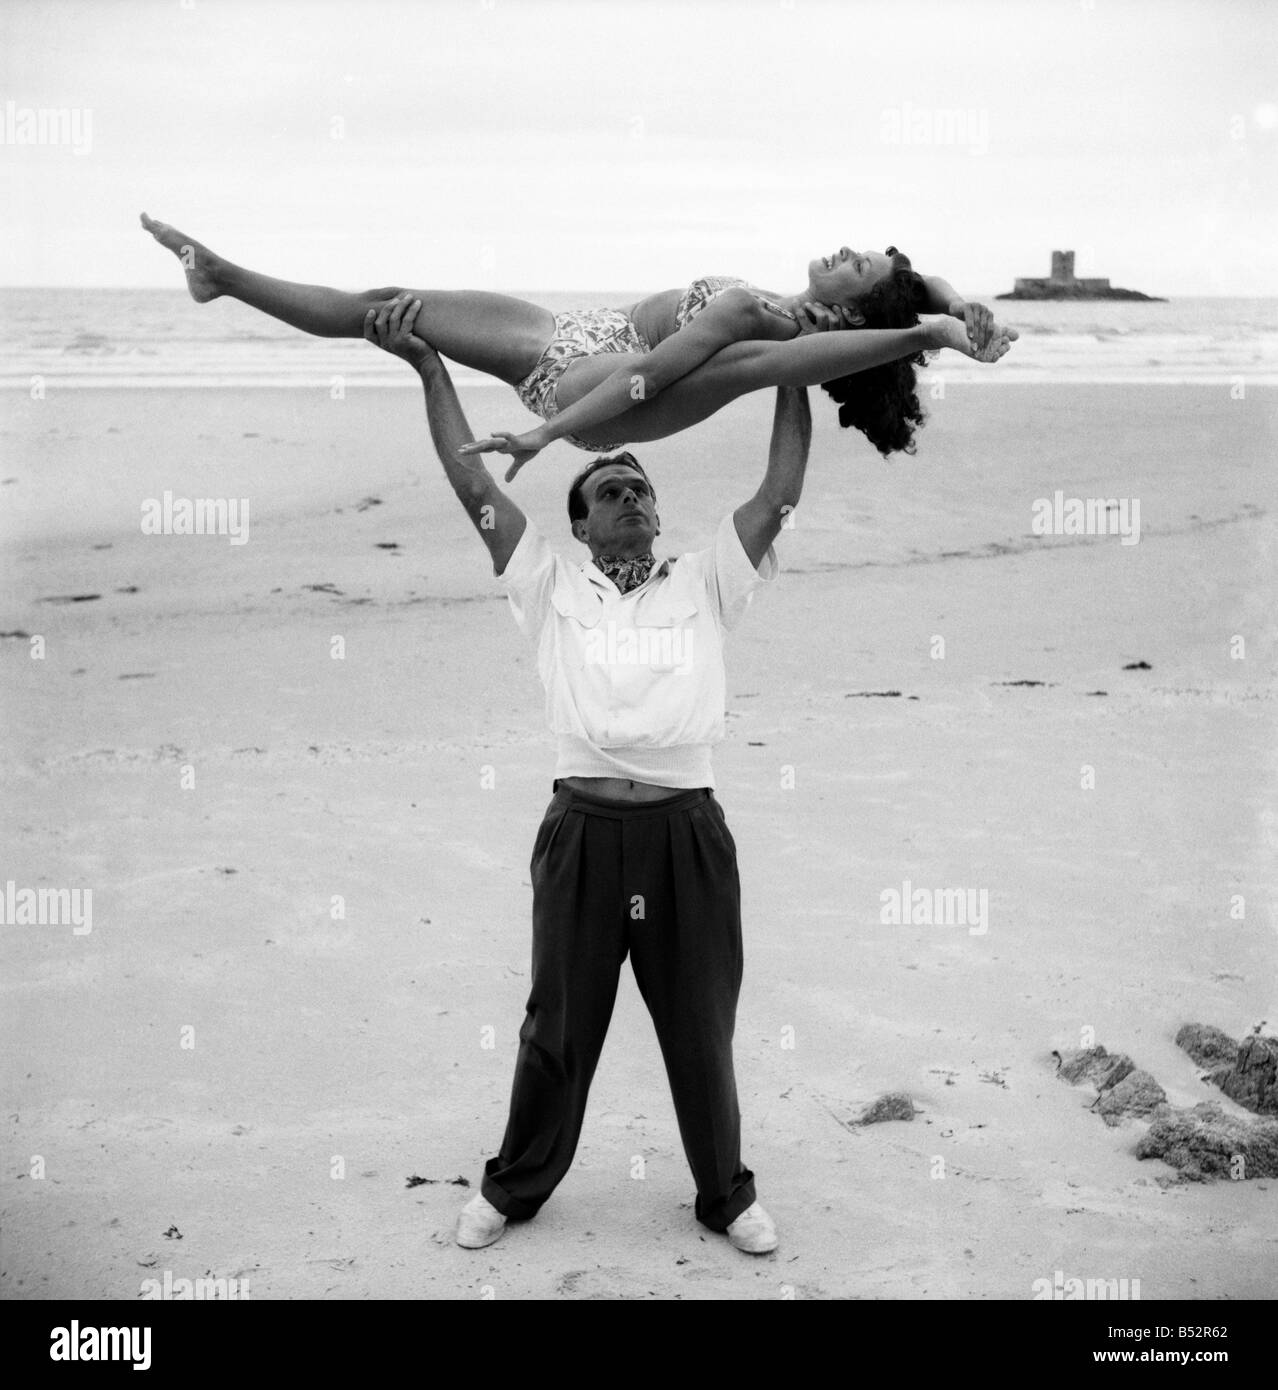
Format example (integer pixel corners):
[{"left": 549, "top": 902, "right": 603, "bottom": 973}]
[{"left": 593, "top": 552, "right": 657, "bottom": 594}]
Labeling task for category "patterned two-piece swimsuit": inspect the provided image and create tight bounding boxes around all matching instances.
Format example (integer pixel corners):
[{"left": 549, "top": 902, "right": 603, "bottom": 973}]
[{"left": 515, "top": 276, "right": 797, "bottom": 451}]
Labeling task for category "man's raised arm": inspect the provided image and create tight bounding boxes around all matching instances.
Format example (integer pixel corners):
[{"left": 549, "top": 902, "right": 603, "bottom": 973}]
[
  {"left": 364, "top": 294, "right": 527, "bottom": 575},
  {"left": 732, "top": 386, "right": 812, "bottom": 571}
]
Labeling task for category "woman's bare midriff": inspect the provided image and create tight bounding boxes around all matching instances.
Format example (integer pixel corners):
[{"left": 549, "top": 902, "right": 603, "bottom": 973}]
[
  {"left": 559, "top": 775, "right": 683, "bottom": 802},
  {"left": 624, "top": 288, "right": 683, "bottom": 349}
]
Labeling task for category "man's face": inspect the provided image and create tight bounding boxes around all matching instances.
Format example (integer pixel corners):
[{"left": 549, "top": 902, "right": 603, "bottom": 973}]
[{"left": 573, "top": 464, "right": 660, "bottom": 557}]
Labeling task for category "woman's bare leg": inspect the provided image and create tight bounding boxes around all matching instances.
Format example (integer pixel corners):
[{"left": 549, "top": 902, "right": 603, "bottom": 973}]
[{"left": 140, "top": 213, "right": 554, "bottom": 387}]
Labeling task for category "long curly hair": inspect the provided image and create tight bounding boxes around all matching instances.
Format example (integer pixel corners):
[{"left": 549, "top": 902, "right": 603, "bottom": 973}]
[{"left": 820, "top": 246, "right": 930, "bottom": 456}]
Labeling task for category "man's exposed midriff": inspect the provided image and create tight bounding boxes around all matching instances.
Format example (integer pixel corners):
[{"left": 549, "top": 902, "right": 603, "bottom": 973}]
[{"left": 558, "top": 775, "right": 685, "bottom": 803}]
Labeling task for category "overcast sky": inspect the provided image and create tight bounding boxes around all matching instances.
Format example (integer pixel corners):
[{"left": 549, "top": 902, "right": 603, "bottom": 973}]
[{"left": 3, "top": 0, "right": 1275, "bottom": 296}]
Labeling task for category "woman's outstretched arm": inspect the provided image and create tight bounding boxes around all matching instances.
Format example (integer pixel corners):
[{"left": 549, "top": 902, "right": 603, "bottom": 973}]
[
  {"left": 739, "top": 315, "right": 1015, "bottom": 391},
  {"left": 535, "top": 289, "right": 825, "bottom": 443},
  {"left": 916, "top": 271, "right": 999, "bottom": 350},
  {"left": 918, "top": 272, "right": 965, "bottom": 315}
]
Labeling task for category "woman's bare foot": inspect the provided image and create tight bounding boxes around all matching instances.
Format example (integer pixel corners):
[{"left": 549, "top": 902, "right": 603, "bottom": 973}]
[{"left": 139, "top": 212, "right": 223, "bottom": 303}]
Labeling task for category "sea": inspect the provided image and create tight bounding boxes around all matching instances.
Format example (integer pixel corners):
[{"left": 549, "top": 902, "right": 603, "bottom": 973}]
[{"left": 2, "top": 288, "right": 1276, "bottom": 390}]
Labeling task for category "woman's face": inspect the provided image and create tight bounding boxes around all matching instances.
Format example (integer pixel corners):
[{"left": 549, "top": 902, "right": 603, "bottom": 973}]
[{"left": 807, "top": 247, "right": 895, "bottom": 305}]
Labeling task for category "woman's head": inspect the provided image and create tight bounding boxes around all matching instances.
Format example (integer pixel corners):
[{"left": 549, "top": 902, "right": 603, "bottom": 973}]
[
  {"left": 806, "top": 246, "right": 899, "bottom": 307},
  {"left": 818, "top": 246, "right": 931, "bottom": 457}
]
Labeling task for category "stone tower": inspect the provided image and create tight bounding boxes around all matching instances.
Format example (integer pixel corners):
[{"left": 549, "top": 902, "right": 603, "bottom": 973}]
[
  {"left": 1002, "top": 250, "right": 1149, "bottom": 298},
  {"left": 1051, "top": 250, "right": 1076, "bottom": 282}
]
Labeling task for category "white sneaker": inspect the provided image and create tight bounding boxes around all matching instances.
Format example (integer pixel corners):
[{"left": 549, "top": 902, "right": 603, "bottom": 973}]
[
  {"left": 726, "top": 1201, "right": 778, "bottom": 1254},
  {"left": 455, "top": 1191, "right": 507, "bottom": 1249}
]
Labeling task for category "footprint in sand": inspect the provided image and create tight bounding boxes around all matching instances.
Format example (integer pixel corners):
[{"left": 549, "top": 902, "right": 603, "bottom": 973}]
[{"left": 557, "top": 1268, "right": 662, "bottom": 1299}]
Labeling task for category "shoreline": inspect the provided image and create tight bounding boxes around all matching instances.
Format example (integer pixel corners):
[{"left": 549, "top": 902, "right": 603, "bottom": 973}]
[{"left": 7, "top": 375, "right": 1277, "bottom": 389}]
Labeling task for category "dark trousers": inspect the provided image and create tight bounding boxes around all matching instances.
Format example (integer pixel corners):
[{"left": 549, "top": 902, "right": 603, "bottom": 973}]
[{"left": 481, "top": 781, "right": 757, "bottom": 1232}]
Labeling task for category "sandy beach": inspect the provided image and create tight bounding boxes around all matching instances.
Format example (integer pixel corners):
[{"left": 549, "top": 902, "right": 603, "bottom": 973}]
[{"left": 1, "top": 379, "right": 1275, "bottom": 1300}]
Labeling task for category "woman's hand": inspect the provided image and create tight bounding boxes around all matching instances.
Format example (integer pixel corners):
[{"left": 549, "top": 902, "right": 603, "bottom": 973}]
[
  {"left": 946, "top": 298, "right": 1000, "bottom": 353},
  {"left": 363, "top": 293, "right": 436, "bottom": 369},
  {"left": 924, "top": 314, "right": 1018, "bottom": 362},
  {"left": 457, "top": 428, "right": 549, "bottom": 481},
  {"left": 794, "top": 301, "right": 859, "bottom": 335}
]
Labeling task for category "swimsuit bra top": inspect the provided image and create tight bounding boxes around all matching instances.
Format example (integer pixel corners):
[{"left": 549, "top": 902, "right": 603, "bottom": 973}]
[{"left": 674, "top": 276, "right": 798, "bottom": 331}]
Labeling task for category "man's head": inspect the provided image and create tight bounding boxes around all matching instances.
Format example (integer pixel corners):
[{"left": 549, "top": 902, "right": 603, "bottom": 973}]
[{"left": 567, "top": 453, "right": 660, "bottom": 557}]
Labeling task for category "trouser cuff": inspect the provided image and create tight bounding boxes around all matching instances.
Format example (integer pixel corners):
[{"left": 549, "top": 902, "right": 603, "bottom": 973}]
[
  {"left": 695, "top": 1172, "right": 757, "bottom": 1232},
  {"left": 481, "top": 1165, "right": 542, "bottom": 1222}
]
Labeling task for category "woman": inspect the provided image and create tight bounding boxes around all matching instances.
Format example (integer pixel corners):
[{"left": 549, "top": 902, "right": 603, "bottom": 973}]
[{"left": 141, "top": 214, "right": 1015, "bottom": 477}]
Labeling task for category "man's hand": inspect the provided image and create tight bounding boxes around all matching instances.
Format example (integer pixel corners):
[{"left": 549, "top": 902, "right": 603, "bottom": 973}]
[
  {"left": 391, "top": 306, "right": 530, "bottom": 575},
  {"left": 946, "top": 298, "right": 999, "bottom": 353},
  {"left": 794, "top": 301, "right": 859, "bottom": 335},
  {"left": 363, "top": 292, "right": 436, "bottom": 369}
]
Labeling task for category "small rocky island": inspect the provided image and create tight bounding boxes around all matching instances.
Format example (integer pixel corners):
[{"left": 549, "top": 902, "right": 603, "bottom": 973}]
[{"left": 997, "top": 251, "right": 1166, "bottom": 302}]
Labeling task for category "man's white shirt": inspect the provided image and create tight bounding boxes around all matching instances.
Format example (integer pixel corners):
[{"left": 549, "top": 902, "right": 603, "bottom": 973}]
[{"left": 498, "top": 512, "right": 779, "bottom": 788}]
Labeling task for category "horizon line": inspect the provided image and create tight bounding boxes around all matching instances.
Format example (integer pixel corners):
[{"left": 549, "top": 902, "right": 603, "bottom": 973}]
[{"left": 4, "top": 284, "right": 1270, "bottom": 298}]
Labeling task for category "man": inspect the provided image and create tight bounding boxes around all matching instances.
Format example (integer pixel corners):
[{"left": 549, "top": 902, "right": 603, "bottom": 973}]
[{"left": 364, "top": 292, "right": 813, "bottom": 1255}]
